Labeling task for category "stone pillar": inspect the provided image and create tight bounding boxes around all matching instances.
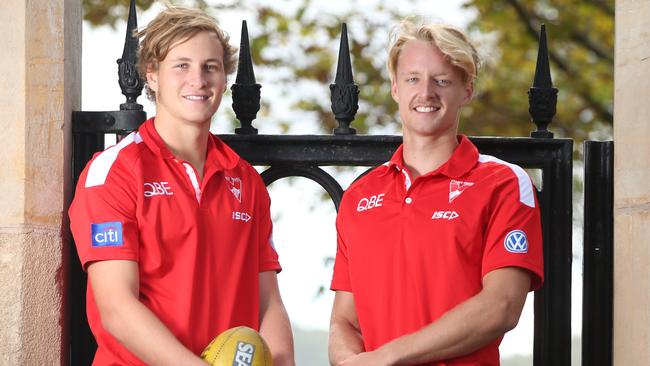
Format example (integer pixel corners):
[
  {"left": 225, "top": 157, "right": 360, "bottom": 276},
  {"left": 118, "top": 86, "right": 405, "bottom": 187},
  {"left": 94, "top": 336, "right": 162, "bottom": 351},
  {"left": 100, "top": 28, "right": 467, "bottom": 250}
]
[
  {"left": 0, "top": 0, "right": 81, "bottom": 364},
  {"left": 614, "top": 1, "right": 650, "bottom": 364}
]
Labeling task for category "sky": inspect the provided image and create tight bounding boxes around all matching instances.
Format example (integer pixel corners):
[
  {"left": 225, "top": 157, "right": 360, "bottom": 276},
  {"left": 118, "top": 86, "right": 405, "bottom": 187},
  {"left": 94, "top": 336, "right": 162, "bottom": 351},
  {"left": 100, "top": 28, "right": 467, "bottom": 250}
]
[{"left": 81, "top": 0, "right": 583, "bottom": 361}]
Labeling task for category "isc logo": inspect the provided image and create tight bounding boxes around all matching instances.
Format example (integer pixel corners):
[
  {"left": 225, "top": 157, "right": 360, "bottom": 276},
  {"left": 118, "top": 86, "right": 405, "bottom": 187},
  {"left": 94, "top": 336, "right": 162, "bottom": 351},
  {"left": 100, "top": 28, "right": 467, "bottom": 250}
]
[
  {"left": 232, "top": 211, "right": 252, "bottom": 222},
  {"left": 232, "top": 341, "right": 256, "bottom": 366},
  {"left": 357, "top": 194, "right": 385, "bottom": 212},
  {"left": 144, "top": 181, "right": 173, "bottom": 197},
  {"left": 432, "top": 210, "right": 459, "bottom": 220}
]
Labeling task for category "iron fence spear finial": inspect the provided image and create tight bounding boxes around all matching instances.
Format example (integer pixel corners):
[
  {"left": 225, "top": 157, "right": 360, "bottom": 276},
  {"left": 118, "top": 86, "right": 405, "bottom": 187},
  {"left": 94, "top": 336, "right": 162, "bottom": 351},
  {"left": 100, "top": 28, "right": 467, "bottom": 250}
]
[
  {"left": 117, "top": 0, "right": 144, "bottom": 111},
  {"left": 232, "top": 20, "right": 261, "bottom": 135},
  {"left": 529, "top": 24, "right": 558, "bottom": 138},
  {"left": 330, "top": 23, "right": 359, "bottom": 135}
]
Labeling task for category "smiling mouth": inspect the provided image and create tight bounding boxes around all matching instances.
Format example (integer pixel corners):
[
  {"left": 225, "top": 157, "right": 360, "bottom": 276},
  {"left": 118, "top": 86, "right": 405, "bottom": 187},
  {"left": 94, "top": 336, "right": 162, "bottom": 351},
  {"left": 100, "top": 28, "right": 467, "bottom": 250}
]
[
  {"left": 183, "top": 95, "right": 210, "bottom": 101},
  {"left": 414, "top": 106, "right": 441, "bottom": 113}
]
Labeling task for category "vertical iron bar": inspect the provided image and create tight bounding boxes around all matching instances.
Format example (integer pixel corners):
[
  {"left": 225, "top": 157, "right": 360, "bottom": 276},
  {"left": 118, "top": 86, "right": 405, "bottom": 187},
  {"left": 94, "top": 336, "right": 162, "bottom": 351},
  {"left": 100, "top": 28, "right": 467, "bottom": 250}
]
[
  {"left": 330, "top": 23, "right": 359, "bottom": 135},
  {"left": 232, "top": 20, "right": 261, "bottom": 135},
  {"left": 70, "top": 128, "right": 103, "bottom": 366},
  {"left": 582, "top": 141, "right": 614, "bottom": 366},
  {"left": 529, "top": 24, "right": 558, "bottom": 138},
  {"left": 534, "top": 142, "right": 573, "bottom": 366}
]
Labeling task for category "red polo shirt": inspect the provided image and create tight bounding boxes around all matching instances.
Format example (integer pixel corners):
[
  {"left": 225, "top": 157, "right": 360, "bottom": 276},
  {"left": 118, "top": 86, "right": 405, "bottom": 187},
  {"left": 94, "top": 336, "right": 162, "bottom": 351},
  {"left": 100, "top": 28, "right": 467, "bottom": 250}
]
[
  {"left": 331, "top": 135, "right": 543, "bottom": 365},
  {"left": 69, "top": 118, "right": 281, "bottom": 365}
]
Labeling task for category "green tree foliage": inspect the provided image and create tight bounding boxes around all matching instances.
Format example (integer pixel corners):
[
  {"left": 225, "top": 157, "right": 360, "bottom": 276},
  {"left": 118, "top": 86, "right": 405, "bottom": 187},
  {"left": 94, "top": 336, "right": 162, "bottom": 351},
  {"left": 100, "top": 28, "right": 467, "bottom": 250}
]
[
  {"left": 83, "top": 0, "right": 613, "bottom": 143},
  {"left": 463, "top": 0, "right": 613, "bottom": 143}
]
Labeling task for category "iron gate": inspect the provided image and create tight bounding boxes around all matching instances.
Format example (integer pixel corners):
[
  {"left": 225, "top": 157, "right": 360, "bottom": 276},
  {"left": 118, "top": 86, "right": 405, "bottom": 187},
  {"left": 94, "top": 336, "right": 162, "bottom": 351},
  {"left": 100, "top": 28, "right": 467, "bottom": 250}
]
[{"left": 70, "top": 1, "right": 613, "bottom": 365}]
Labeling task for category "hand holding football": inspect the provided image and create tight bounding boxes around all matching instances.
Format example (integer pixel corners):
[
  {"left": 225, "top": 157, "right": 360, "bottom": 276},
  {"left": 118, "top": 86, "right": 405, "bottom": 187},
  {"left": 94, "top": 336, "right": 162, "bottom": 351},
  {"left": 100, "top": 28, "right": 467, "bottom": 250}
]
[{"left": 201, "top": 326, "right": 273, "bottom": 366}]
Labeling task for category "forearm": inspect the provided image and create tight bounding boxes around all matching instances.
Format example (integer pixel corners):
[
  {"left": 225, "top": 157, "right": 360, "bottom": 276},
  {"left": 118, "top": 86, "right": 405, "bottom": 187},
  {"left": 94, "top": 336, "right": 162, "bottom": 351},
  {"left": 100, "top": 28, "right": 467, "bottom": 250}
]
[
  {"left": 258, "top": 271, "right": 295, "bottom": 366},
  {"left": 379, "top": 292, "right": 516, "bottom": 365},
  {"left": 328, "top": 319, "right": 365, "bottom": 365},
  {"left": 102, "top": 297, "right": 205, "bottom": 366},
  {"left": 378, "top": 268, "right": 530, "bottom": 365},
  {"left": 259, "top": 298, "right": 294, "bottom": 366}
]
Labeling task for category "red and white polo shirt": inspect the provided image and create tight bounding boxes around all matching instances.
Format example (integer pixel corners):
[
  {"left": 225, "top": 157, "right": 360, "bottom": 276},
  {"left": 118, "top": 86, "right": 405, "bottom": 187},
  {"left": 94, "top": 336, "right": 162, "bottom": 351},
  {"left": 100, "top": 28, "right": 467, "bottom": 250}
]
[
  {"left": 69, "top": 118, "right": 281, "bottom": 365},
  {"left": 331, "top": 135, "right": 543, "bottom": 365}
]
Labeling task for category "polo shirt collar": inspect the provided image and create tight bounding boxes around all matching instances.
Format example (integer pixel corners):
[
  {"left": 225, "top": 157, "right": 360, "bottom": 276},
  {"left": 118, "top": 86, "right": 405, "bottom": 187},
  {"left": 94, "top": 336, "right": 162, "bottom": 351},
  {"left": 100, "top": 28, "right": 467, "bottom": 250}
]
[
  {"left": 384, "top": 135, "right": 478, "bottom": 179},
  {"left": 139, "top": 117, "right": 240, "bottom": 172}
]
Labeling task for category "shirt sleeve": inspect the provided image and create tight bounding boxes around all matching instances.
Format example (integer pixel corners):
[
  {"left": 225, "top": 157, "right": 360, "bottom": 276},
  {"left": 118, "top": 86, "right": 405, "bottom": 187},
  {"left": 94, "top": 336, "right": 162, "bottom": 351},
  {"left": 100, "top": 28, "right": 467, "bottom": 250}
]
[
  {"left": 330, "top": 196, "right": 352, "bottom": 292},
  {"left": 253, "top": 172, "right": 282, "bottom": 273},
  {"left": 69, "top": 154, "right": 140, "bottom": 271},
  {"left": 481, "top": 169, "right": 544, "bottom": 290}
]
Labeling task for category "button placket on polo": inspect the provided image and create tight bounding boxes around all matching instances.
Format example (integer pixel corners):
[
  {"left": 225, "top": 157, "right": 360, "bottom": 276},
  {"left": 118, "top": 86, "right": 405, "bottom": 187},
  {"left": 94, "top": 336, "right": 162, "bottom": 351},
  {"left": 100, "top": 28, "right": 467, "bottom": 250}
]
[{"left": 396, "top": 166, "right": 416, "bottom": 207}]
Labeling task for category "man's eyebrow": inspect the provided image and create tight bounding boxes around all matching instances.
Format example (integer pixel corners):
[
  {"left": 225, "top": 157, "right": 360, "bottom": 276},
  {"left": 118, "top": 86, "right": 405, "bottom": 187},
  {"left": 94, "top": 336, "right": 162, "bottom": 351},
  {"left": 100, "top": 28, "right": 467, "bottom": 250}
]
[
  {"left": 398, "top": 71, "right": 422, "bottom": 75},
  {"left": 398, "top": 71, "right": 452, "bottom": 77},
  {"left": 168, "top": 57, "right": 223, "bottom": 64}
]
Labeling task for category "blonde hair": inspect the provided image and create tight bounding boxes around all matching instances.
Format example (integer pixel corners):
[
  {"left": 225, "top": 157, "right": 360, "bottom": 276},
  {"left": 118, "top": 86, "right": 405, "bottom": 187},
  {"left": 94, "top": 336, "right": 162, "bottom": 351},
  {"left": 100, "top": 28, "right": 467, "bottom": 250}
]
[
  {"left": 136, "top": 4, "right": 237, "bottom": 100},
  {"left": 387, "top": 19, "right": 479, "bottom": 83}
]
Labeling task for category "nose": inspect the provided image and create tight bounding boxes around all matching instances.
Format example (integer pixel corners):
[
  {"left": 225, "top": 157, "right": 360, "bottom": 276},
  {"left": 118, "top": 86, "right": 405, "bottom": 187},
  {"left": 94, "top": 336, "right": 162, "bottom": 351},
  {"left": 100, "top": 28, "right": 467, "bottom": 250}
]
[
  {"left": 188, "top": 67, "right": 208, "bottom": 88},
  {"left": 419, "top": 77, "right": 436, "bottom": 98}
]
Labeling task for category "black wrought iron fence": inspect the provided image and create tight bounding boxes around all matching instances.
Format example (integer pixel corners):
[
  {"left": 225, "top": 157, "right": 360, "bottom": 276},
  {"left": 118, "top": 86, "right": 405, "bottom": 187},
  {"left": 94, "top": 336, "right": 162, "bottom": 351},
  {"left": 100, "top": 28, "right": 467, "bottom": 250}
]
[{"left": 69, "top": 1, "right": 614, "bottom": 365}]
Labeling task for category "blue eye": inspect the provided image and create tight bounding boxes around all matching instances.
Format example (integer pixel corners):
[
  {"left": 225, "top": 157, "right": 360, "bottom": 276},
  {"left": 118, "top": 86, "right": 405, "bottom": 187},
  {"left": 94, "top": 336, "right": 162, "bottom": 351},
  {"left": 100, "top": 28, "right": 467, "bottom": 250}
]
[{"left": 435, "top": 79, "right": 450, "bottom": 87}]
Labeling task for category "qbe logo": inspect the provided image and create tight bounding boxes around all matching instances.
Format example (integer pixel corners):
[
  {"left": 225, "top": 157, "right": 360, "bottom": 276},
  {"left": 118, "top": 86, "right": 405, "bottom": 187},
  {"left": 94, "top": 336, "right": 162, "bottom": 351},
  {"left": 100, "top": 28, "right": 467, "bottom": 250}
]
[
  {"left": 357, "top": 194, "right": 385, "bottom": 212},
  {"left": 91, "top": 221, "right": 123, "bottom": 247},
  {"left": 144, "top": 181, "right": 173, "bottom": 197},
  {"left": 504, "top": 230, "right": 528, "bottom": 253},
  {"left": 232, "top": 341, "right": 256, "bottom": 366}
]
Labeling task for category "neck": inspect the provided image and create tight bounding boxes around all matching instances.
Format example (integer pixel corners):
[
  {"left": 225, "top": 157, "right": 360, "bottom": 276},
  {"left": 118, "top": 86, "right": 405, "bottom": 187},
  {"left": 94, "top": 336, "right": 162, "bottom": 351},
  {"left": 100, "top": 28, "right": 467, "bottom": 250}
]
[
  {"left": 402, "top": 133, "right": 459, "bottom": 180},
  {"left": 153, "top": 115, "right": 211, "bottom": 179}
]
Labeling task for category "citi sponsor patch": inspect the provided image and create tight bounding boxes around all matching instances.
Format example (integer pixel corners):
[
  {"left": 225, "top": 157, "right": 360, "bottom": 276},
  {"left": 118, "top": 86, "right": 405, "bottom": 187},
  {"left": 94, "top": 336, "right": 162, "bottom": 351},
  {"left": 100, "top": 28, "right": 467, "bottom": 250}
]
[
  {"left": 232, "top": 341, "right": 256, "bottom": 366},
  {"left": 504, "top": 230, "right": 528, "bottom": 253},
  {"left": 91, "top": 221, "right": 123, "bottom": 247}
]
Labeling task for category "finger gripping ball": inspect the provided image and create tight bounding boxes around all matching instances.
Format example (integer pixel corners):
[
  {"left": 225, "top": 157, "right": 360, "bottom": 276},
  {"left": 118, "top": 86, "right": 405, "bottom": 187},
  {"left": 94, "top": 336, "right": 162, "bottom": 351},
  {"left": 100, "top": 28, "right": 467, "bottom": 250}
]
[{"left": 201, "top": 326, "right": 273, "bottom": 366}]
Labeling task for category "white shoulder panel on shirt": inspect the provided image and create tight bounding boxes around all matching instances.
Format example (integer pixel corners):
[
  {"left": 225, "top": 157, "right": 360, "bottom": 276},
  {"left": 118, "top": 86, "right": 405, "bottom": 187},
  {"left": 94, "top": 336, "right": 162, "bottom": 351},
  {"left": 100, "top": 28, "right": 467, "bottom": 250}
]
[
  {"left": 85, "top": 132, "right": 143, "bottom": 188},
  {"left": 478, "top": 154, "right": 536, "bottom": 208}
]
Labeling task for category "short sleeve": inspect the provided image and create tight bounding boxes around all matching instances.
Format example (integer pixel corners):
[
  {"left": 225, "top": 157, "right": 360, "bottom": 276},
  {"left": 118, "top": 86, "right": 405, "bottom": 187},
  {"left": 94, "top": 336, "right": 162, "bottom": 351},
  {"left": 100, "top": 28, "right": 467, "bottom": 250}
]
[
  {"left": 253, "top": 172, "right": 282, "bottom": 273},
  {"left": 69, "top": 154, "right": 140, "bottom": 270},
  {"left": 482, "top": 171, "right": 544, "bottom": 290},
  {"left": 330, "top": 197, "right": 352, "bottom": 292}
]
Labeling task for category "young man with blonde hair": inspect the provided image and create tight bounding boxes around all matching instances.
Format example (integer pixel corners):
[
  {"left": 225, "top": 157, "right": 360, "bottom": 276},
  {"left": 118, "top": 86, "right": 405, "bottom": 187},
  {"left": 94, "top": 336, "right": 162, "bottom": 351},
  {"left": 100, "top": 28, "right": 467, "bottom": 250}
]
[
  {"left": 70, "top": 5, "right": 294, "bottom": 365},
  {"left": 329, "top": 19, "right": 543, "bottom": 365}
]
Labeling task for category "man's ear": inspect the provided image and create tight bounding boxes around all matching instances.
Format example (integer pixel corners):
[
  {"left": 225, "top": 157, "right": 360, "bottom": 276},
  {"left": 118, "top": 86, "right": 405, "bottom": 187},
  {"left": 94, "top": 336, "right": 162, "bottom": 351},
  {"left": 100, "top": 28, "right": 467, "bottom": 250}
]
[
  {"left": 462, "top": 81, "right": 474, "bottom": 105},
  {"left": 390, "top": 77, "right": 399, "bottom": 103},
  {"left": 146, "top": 64, "right": 158, "bottom": 94}
]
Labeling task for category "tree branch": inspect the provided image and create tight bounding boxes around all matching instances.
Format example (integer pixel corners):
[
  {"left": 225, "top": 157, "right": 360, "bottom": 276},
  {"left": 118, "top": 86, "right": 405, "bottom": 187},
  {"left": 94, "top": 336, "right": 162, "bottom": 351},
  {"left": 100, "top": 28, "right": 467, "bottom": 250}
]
[
  {"left": 588, "top": 0, "right": 615, "bottom": 17},
  {"left": 569, "top": 31, "right": 613, "bottom": 65},
  {"left": 504, "top": 0, "right": 613, "bottom": 124}
]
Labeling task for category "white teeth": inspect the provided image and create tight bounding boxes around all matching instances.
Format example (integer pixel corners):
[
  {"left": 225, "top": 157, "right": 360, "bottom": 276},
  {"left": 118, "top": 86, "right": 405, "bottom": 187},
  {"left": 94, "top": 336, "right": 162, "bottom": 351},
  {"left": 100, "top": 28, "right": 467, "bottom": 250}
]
[
  {"left": 184, "top": 95, "right": 208, "bottom": 100},
  {"left": 415, "top": 106, "right": 438, "bottom": 112}
]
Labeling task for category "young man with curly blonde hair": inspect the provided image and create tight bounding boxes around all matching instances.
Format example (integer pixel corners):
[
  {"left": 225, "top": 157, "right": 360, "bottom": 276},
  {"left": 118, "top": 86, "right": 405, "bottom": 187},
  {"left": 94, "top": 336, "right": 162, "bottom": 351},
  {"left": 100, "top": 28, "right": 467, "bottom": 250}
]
[{"left": 70, "top": 5, "right": 294, "bottom": 365}]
